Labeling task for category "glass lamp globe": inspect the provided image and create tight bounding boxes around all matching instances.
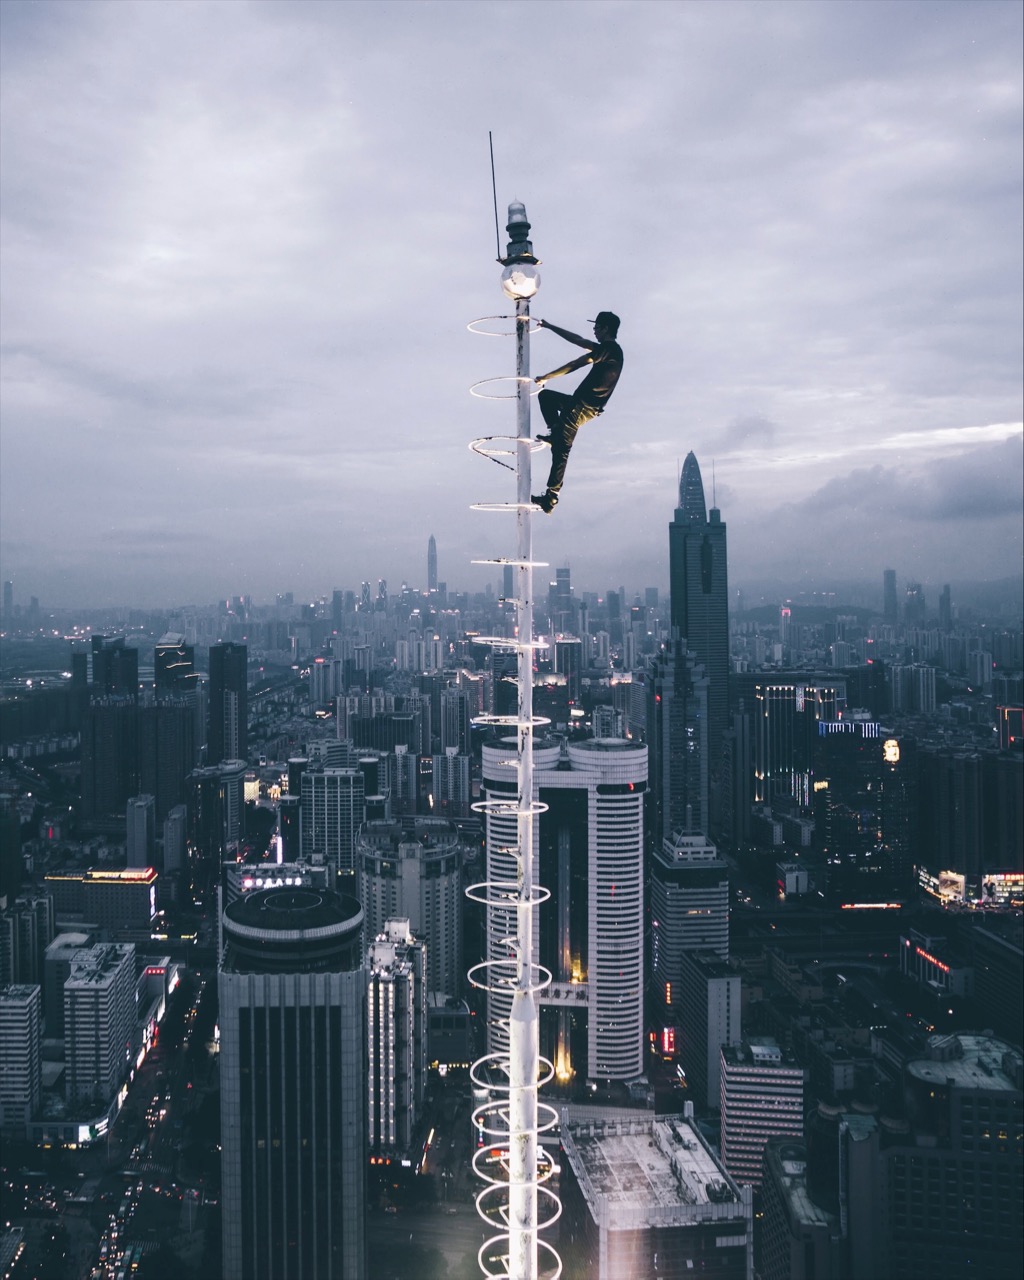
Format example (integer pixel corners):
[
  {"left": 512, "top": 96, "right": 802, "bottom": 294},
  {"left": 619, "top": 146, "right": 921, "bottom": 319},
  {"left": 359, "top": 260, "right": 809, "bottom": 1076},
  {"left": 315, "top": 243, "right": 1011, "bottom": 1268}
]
[{"left": 500, "top": 263, "right": 541, "bottom": 300}]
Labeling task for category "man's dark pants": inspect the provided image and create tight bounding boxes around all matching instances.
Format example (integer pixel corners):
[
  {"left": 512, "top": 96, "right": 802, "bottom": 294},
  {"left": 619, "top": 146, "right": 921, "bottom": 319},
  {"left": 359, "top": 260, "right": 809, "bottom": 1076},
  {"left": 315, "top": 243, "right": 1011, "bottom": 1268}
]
[{"left": 538, "top": 389, "right": 601, "bottom": 497}]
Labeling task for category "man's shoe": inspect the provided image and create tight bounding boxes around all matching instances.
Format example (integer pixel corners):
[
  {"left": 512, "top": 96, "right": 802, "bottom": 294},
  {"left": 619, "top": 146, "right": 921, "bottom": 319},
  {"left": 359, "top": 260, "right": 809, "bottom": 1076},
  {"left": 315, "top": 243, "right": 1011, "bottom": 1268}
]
[
  {"left": 531, "top": 492, "right": 557, "bottom": 514},
  {"left": 535, "top": 433, "right": 553, "bottom": 445}
]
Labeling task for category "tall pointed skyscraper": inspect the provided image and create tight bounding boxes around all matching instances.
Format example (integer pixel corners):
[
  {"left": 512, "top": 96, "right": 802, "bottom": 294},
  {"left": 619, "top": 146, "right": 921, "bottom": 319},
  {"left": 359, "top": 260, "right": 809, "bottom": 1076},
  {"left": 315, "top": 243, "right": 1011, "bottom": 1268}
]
[
  {"left": 669, "top": 453, "right": 729, "bottom": 834},
  {"left": 427, "top": 534, "right": 438, "bottom": 593}
]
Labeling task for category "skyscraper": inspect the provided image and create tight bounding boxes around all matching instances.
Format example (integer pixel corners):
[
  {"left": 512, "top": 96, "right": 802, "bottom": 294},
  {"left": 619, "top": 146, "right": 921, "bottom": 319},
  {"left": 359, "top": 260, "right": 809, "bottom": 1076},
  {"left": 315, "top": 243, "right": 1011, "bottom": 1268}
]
[
  {"left": 645, "top": 640, "right": 709, "bottom": 842},
  {"left": 481, "top": 737, "right": 647, "bottom": 1083},
  {"left": 63, "top": 943, "right": 136, "bottom": 1109},
  {"left": 154, "top": 633, "right": 196, "bottom": 693},
  {"left": 219, "top": 887, "right": 367, "bottom": 1280},
  {"left": 208, "top": 642, "right": 248, "bottom": 765},
  {"left": 883, "top": 569, "right": 898, "bottom": 625},
  {"left": 720, "top": 1039, "right": 805, "bottom": 1189},
  {"left": 668, "top": 453, "right": 729, "bottom": 833},
  {"left": 80, "top": 699, "right": 138, "bottom": 819},
  {"left": 358, "top": 817, "right": 463, "bottom": 997},
  {"left": 679, "top": 951, "right": 742, "bottom": 1110},
  {"left": 0, "top": 985, "right": 42, "bottom": 1135},
  {"left": 651, "top": 830, "right": 730, "bottom": 1037},
  {"left": 91, "top": 635, "right": 139, "bottom": 698},
  {"left": 138, "top": 698, "right": 197, "bottom": 822},
  {"left": 427, "top": 534, "right": 438, "bottom": 592},
  {"left": 126, "top": 794, "right": 156, "bottom": 868},
  {"left": 366, "top": 918, "right": 426, "bottom": 1154},
  {"left": 299, "top": 766, "right": 365, "bottom": 877}
]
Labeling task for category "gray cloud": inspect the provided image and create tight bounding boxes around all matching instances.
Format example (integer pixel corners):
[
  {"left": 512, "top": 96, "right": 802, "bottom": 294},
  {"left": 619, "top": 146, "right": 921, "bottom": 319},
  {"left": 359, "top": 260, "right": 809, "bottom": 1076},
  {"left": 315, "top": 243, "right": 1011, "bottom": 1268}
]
[{"left": 1, "top": 0, "right": 1021, "bottom": 606}]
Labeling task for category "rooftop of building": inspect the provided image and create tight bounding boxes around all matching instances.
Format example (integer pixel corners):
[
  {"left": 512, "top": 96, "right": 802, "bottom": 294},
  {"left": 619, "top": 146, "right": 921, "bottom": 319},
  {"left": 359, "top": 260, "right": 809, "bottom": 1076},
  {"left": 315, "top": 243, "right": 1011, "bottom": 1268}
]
[
  {"left": 0, "top": 984, "right": 40, "bottom": 1002},
  {"left": 358, "top": 816, "right": 461, "bottom": 852},
  {"left": 907, "top": 1033, "right": 1023, "bottom": 1093},
  {"left": 572, "top": 737, "right": 645, "bottom": 754},
  {"left": 45, "top": 867, "right": 157, "bottom": 885},
  {"left": 224, "top": 887, "right": 362, "bottom": 938},
  {"left": 683, "top": 951, "right": 737, "bottom": 980},
  {"left": 45, "top": 932, "right": 91, "bottom": 954},
  {"left": 66, "top": 943, "right": 134, "bottom": 985},
  {"left": 722, "top": 1039, "right": 800, "bottom": 1069},
  {"left": 562, "top": 1111, "right": 743, "bottom": 1212},
  {"left": 763, "top": 1141, "right": 835, "bottom": 1229},
  {"left": 660, "top": 830, "right": 724, "bottom": 864}
]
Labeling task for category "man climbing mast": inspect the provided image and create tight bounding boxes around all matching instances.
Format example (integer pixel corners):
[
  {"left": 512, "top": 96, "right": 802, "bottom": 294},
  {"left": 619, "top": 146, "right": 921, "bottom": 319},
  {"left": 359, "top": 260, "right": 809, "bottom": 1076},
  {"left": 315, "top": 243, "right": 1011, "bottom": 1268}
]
[{"left": 530, "top": 310, "right": 623, "bottom": 514}]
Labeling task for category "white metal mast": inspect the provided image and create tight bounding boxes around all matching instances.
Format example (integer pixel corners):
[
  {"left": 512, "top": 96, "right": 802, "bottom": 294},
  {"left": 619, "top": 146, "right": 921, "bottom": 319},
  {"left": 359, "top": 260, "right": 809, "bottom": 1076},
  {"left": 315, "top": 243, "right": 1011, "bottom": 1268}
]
[{"left": 466, "top": 203, "right": 561, "bottom": 1280}]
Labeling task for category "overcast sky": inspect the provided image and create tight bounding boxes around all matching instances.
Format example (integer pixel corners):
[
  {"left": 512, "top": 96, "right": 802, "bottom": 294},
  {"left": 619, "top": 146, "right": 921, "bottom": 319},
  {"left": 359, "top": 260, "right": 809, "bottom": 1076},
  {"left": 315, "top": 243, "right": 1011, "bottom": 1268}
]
[{"left": 1, "top": 0, "right": 1021, "bottom": 610}]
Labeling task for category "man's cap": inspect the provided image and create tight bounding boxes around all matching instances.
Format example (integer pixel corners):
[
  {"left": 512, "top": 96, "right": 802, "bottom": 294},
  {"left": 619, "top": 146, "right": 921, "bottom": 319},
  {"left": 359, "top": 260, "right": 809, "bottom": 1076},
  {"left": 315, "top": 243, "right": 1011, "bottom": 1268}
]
[{"left": 588, "top": 310, "right": 620, "bottom": 333}]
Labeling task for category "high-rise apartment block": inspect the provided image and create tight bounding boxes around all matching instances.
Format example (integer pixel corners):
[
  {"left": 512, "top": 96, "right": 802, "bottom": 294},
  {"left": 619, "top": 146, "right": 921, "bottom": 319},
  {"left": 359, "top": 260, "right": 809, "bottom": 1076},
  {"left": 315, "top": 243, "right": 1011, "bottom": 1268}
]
[
  {"left": 80, "top": 699, "right": 139, "bottom": 819},
  {"left": 679, "top": 951, "right": 741, "bottom": 1110},
  {"left": 138, "top": 698, "right": 197, "bottom": 822},
  {"left": 0, "top": 984, "right": 42, "bottom": 1133},
  {"left": 358, "top": 818, "right": 462, "bottom": 998},
  {"left": 366, "top": 918, "right": 426, "bottom": 1154},
  {"left": 760, "top": 1139, "right": 842, "bottom": 1280},
  {"left": 800, "top": 1034, "right": 1023, "bottom": 1280},
  {"left": 482, "top": 737, "right": 647, "bottom": 1082},
  {"left": 752, "top": 679, "right": 845, "bottom": 807},
  {"left": 208, "top": 641, "right": 248, "bottom": 764},
  {"left": 43, "top": 931, "right": 91, "bottom": 1037},
  {"left": 219, "top": 887, "right": 367, "bottom": 1280},
  {"left": 720, "top": 1039, "right": 805, "bottom": 1189},
  {"left": 883, "top": 568, "right": 898, "bottom": 625},
  {"left": 63, "top": 943, "right": 136, "bottom": 1109},
  {"left": 645, "top": 641, "right": 710, "bottom": 842},
  {"left": 126, "top": 794, "right": 156, "bottom": 868},
  {"left": 91, "top": 635, "right": 139, "bottom": 698},
  {"left": 425, "top": 748, "right": 466, "bottom": 818},
  {"left": 187, "top": 761, "right": 246, "bottom": 901},
  {"left": 300, "top": 766, "right": 365, "bottom": 878},
  {"left": 0, "top": 892, "right": 55, "bottom": 987},
  {"left": 154, "top": 633, "right": 196, "bottom": 693},
  {"left": 651, "top": 830, "right": 729, "bottom": 1021}
]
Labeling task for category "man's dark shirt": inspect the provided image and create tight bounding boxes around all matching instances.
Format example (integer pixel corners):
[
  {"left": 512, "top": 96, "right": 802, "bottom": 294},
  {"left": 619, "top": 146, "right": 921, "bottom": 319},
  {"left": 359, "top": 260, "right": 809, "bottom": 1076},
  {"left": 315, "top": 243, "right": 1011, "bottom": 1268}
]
[{"left": 574, "top": 340, "right": 623, "bottom": 410}]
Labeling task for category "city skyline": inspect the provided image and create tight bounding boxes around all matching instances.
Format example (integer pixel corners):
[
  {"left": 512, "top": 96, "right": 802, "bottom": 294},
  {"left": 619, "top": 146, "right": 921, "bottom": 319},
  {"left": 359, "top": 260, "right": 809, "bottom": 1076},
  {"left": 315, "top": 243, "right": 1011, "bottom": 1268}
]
[{"left": 1, "top": 0, "right": 1021, "bottom": 608}]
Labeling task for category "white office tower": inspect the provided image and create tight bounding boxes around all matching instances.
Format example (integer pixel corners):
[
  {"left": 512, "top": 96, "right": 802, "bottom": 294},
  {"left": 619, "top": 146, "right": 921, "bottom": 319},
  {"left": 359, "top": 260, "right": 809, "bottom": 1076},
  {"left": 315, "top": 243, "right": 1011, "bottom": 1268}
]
[
  {"left": 0, "top": 984, "right": 42, "bottom": 1134},
  {"left": 481, "top": 736, "right": 647, "bottom": 1082},
  {"left": 651, "top": 830, "right": 730, "bottom": 1031},
  {"left": 366, "top": 919, "right": 426, "bottom": 1153},
  {"left": 126, "top": 794, "right": 156, "bottom": 868},
  {"left": 299, "top": 766, "right": 365, "bottom": 877},
  {"left": 220, "top": 887, "right": 367, "bottom": 1280},
  {"left": 63, "top": 944, "right": 136, "bottom": 1108},
  {"left": 720, "top": 1039, "right": 805, "bottom": 1189},
  {"left": 358, "top": 817, "right": 462, "bottom": 998}
]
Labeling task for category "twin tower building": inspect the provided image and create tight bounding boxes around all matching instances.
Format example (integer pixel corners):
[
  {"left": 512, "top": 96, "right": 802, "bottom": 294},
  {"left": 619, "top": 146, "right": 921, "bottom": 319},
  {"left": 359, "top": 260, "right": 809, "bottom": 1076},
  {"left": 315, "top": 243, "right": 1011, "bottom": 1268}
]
[{"left": 217, "top": 454, "right": 728, "bottom": 1279}]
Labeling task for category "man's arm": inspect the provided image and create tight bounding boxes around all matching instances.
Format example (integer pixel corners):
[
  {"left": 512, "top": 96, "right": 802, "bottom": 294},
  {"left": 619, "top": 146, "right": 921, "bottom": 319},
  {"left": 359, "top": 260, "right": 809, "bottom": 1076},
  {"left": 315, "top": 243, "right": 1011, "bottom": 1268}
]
[
  {"left": 537, "top": 319, "right": 597, "bottom": 351},
  {"left": 535, "top": 352, "right": 594, "bottom": 384}
]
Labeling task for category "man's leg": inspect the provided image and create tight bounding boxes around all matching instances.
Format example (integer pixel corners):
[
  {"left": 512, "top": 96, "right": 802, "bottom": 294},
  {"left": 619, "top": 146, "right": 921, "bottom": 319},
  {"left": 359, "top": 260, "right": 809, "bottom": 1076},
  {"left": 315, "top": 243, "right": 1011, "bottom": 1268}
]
[
  {"left": 541, "top": 401, "right": 598, "bottom": 497},
  {"left": 537, "top": 389, "right": 572, "bottom": 441}
]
